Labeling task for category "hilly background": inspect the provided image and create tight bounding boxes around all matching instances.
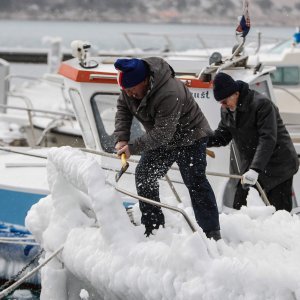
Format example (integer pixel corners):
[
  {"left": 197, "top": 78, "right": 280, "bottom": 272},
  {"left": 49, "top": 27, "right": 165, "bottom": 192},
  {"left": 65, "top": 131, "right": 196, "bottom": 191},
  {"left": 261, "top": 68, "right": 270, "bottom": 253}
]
[{"left": 0, "top": 0, "right": 299, "bottom": 26}]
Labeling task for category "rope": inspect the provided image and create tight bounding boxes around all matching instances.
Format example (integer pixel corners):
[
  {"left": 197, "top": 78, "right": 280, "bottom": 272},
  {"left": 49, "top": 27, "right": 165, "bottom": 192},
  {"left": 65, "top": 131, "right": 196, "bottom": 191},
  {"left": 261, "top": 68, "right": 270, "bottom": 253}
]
[
  {"left": 0, "top": 249, "right": 44, "bottom": 294},
  {"left": 0, "top": 245, "right": 64, "bottom": 299},
  {"left": 0, "top": 236, "right": 35, "bottom": 240},
  {"left": 0, "top": 147, "right": 47, "bottom": 159},
  {"left": 0, "top": 240, "right": 39, "bottom": 246}
]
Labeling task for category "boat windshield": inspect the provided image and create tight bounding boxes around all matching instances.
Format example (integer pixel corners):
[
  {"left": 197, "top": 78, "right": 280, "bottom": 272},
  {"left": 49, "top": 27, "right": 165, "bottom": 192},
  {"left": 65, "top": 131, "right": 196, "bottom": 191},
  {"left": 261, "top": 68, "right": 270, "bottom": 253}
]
[
  {"left": 250, "top": 79, "right": 272, "bottom": 99},
  {"left": 69, "top": 88, "right": 97, "bottom": 149},
  {"left": 91, "top": 92, "right": 145, "bottom": 153},
  {"left": 271, "top": 66, "right": 300, "bottom": 85},
  {"left": 266, "top": 39, "right": 293, "bottom": 54}
]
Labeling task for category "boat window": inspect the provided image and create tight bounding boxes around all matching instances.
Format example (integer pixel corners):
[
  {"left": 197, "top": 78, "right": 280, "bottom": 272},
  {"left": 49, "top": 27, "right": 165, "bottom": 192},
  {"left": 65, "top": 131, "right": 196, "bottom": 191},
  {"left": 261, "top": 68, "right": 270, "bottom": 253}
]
[
  {"left": 68, "top": 88, "right": 97, "bottom": 149},
  {"left": 250, "top": 80, "right": 271, "bottom": 99},
  {"left": 270, "top": 69, "right": 283, "bottom": 84},
  {"left": 270, "top": 67, "right": 300, "bottom": 85},
  {"left": 91, "top": 92, "right": 145, "bottom": 153}
]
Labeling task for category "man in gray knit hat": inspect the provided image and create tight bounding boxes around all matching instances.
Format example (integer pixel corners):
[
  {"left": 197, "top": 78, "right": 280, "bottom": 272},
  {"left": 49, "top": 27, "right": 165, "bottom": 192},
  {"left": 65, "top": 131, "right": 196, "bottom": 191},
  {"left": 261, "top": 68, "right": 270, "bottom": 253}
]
[{"left": 208, "top": 72, "right": 299, "bottom": 211}]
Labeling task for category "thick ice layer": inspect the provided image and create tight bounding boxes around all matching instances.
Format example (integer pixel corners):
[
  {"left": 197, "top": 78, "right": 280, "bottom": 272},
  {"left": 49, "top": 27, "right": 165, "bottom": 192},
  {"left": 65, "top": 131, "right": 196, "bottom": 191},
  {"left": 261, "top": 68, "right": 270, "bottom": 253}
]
[{"left": 26, "top": 147, "right": 300, "bottom": 300}]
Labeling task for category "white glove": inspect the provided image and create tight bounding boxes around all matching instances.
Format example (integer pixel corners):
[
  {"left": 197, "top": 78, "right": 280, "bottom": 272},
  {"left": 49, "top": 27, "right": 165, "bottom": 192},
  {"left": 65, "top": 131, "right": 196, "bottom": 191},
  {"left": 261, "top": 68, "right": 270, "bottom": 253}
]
[{"left": 241, "top": 169, "right": 259, "bottom": 186}]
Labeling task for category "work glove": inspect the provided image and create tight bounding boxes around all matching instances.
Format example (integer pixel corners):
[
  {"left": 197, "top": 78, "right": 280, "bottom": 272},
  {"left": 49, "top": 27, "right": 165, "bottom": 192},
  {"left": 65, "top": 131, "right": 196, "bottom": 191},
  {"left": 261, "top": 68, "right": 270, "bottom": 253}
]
[{"left": 241, "top": 169, "right": 259, "bottom": 186}]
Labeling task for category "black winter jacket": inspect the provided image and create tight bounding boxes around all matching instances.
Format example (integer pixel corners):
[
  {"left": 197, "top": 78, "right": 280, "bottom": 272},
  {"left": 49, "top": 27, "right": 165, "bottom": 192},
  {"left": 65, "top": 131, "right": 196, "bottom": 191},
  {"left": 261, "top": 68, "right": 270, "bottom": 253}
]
[
  {"left": 114, "top": 57, "right": 212, "bottom": 154},
  {"left": 207, "top": 81, "right": 299, "bottom": 191}
]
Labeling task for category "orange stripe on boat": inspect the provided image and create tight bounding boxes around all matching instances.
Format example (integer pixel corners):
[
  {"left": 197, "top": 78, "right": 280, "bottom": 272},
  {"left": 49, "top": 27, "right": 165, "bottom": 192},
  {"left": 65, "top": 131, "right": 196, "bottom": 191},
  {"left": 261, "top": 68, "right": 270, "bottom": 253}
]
[
  {"left": 58, "top": 63, "right": 118, "bottom": 84},
  {"left": 179, "top": 78, "right": 213, "bottom": 88},
  {"left": 58, "top": 62, "right": 213, "bottom": 88}
]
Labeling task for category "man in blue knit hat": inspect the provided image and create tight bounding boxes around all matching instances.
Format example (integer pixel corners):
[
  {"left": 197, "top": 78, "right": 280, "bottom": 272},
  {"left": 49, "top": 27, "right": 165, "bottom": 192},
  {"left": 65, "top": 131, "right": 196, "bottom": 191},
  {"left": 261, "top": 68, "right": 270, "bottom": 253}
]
[
  {"left": 208, "top": 72, "right": 299, "bottom": 211},
  {"left": 114, "top": 57, "right": 221, "bottom": 240}
]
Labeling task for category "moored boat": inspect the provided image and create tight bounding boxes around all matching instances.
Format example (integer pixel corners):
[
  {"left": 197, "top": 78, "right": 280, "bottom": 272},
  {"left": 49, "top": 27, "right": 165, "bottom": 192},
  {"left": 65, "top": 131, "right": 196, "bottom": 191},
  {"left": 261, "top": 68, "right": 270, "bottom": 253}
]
[{"left": 0, "top": 30, "right": 300, "bottom": 297}]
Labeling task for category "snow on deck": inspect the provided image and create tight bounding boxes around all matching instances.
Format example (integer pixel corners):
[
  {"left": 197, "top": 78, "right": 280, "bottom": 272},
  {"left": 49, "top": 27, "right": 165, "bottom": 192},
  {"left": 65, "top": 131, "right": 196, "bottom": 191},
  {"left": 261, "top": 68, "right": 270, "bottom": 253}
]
[{"left": 26, "top": 147, "right": 300, "bottom": 300}]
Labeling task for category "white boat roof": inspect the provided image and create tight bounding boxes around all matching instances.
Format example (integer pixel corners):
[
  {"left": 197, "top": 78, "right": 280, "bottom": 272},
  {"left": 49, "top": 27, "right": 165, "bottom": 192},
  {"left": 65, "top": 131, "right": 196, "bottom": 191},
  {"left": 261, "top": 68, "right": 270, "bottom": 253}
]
[
  {"left": 0, "top": 148, "right": 49, "bottom": 194},
  {"left": 259, "top": 46, "right": 300, "bottom": 66},
  {"left": 60, "top": 56, "right": 275, "bottom": 86}
]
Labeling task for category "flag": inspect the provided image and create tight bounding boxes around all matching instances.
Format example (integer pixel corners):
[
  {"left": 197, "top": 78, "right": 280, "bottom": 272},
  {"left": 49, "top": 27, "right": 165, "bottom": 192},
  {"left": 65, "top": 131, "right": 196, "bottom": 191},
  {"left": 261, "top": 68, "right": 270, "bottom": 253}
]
[
  {"left": 236, "top": 0, "right": 251, "bottom": 38},
  {"left": 293, "top": 27, "right": 300, "bottom": 44}
]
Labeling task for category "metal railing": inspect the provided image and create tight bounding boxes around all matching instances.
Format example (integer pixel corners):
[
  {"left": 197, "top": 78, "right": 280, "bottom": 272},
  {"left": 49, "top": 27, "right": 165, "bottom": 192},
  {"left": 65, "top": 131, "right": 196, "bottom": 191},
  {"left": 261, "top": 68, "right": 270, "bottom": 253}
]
[
  {"left": 115, "top": 185, "right": 197, "bottom": 232},
  {"left": 80, "top": 148, "right": 271, "bottom": 206},
  {"left": 0, "top": 103, "right": 76, "bottom": 147},
  {"left": 0, "top": 246, "right": 63, "bottom": 298},
  {"left": 0, "top": 146, "right": 271, "bottom": 233}
]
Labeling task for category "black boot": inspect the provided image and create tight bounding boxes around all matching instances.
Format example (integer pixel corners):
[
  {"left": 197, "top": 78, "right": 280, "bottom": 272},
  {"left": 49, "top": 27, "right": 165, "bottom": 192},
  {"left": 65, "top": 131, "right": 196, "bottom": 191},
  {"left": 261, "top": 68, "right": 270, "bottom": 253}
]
[
  {"left": 143, "top": 211, "right": 165, "bottom": 237},
  {"left": 205, "top": 230, "right": 221, "bottom": 241}
]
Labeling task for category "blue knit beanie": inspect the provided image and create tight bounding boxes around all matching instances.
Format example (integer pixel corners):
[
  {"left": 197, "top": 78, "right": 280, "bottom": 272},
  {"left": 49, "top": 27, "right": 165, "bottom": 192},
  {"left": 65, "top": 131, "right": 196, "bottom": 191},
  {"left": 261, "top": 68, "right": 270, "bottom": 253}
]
[
  {"left": 213, "top": 72, "right": 239, "bottom": 101},
  {"left": 114, "top": 58, "right": 148, "bottom": 89}
]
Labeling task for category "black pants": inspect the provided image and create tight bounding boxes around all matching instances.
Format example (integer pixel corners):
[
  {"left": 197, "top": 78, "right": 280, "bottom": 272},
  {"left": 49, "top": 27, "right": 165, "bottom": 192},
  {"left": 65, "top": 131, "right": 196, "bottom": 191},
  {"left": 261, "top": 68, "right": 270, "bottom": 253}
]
[
  {"left": 135, "top": 138, "right": 220, "bottom": 233},
  {"left": 233, "top": 177, "right": 293, "bottom": 212}
]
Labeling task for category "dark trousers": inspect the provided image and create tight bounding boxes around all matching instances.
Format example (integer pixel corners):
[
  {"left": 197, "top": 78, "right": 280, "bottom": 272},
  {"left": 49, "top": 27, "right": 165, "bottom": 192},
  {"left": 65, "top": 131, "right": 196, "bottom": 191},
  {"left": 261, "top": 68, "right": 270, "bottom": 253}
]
[
  {"left": 233, "top": 177, "right": 293, "bottom": 212},
  {"left": 135, "top": 138, "right": 220, "bottom": 233}
]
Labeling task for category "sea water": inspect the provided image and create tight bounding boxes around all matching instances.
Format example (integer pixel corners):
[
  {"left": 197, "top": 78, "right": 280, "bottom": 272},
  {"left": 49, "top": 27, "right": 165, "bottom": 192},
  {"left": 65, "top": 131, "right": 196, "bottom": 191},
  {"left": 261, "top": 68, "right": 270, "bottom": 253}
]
[{"left": 0, "top": 19, "right": 295, "bottom": 52}]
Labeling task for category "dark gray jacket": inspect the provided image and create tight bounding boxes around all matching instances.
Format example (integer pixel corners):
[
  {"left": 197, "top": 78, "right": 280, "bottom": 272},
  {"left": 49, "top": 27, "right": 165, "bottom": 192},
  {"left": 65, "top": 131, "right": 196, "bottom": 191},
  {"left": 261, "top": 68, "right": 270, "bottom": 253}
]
[
  {"left": 114, "top": 57, "right": 212, "bottom": 154},
  {"left": 208, "top": 81, "right": 299, "bottom": 191}
]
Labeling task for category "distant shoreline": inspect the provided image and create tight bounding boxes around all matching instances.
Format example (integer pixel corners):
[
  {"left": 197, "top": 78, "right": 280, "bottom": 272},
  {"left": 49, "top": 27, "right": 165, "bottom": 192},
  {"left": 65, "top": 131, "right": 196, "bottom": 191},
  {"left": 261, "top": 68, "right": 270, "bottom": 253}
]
[
  {"left": 0, "top": 17, "right": 296, "bottom": 28},
  {"left": 1, "top": 0, "right": 299, "bottom": 27}
]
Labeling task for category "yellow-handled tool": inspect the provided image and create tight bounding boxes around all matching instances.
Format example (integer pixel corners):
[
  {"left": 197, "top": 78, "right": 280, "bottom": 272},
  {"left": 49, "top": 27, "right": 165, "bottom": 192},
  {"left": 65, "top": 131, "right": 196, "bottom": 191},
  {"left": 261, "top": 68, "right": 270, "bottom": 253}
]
[
  {"left": 115, "top": 153, "right": 129, "bottom": 182},
  {"left": 206, "top": 149, "right": 215, "bottom": 158}
]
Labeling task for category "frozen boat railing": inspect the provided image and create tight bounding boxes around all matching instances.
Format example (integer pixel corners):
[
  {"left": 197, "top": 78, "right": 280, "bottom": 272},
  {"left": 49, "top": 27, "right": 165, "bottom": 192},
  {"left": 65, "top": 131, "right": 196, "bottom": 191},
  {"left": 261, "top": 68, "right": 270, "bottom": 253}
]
[
  {"left": 6, "top": 73, "right": 71, "bottom": 114},
  {"left": 122, "top": 31, "right": 280, "bottom": 54},
  {"left": 0, "top": 238, "right": 39, "bottom": 246},
  {"left": 115, "top": 185, "right": 198, "bottom": 233},
  {"left": 0, "top": 146, "right": 270, "bottom": 207},
  {"left": 6, "top": 74, "right": 40, "bottom": 82},
  {"left": 35, "top": 118, "right": 69, "bottom": 147},
  {"left": 80, "top": 148, "right": 270, "bottom": 206},
  {"left": 7, "top": 74, "right": 63, "bottom": 85},
  {"left": 0, "top": 246, "right": 62, "bottom": 299},
  {"left": 6, "top": 74, "right": 68, "bottom": 105},
  {"left": 0, "top": 146, "right": 271, "bottom": 220},
  {"left": 0, "top": 103, "right": 75, "bottom": 146},
  {"left": 0, "top": 103, "right": 74, "bottom": 118},
  {"left": 123, "top": 32, "right": 210, "bottom": 54}
]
